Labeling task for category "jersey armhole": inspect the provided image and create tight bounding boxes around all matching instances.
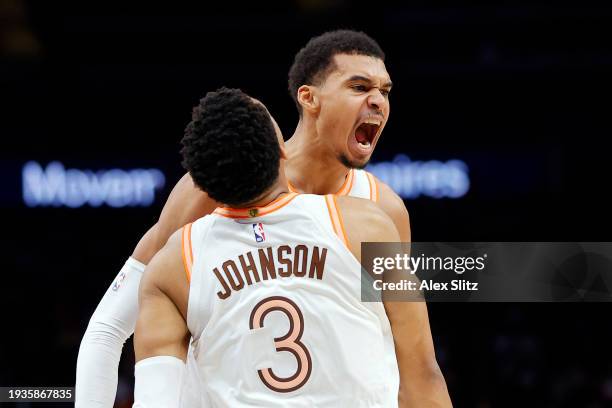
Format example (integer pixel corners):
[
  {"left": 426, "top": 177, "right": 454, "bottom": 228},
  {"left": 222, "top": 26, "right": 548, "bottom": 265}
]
[{"left": 186, "top": 215, "right": 218, "bottom": 342}]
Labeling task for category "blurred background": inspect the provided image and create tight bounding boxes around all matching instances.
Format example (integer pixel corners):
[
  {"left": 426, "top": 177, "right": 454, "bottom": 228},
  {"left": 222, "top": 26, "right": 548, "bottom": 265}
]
[{"left": 2, "top": 1, "right": 612, "bottom": 407}]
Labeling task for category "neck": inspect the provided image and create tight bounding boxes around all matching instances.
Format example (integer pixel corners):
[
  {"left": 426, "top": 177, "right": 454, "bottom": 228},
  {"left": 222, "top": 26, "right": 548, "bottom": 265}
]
[
  {"left": 285, "top": 119, "right": 352, "bottom": 195},
  {"left": 228, "top": 172, "right": 290, "bottom": 209}
]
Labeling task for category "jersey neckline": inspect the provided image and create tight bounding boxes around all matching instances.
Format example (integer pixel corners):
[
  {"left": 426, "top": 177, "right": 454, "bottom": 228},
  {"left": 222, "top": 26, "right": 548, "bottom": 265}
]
[{"left": 213, "top": 192, "right": 299, "bottom": 219}]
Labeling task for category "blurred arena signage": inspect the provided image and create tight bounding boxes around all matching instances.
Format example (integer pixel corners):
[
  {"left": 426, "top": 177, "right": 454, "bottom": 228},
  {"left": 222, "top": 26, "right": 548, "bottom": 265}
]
[
  {"left": 367, "top": 154, "right": 470, "bottom": 199},
  {"left": 22, "top": 161, "right": 166, "bottom": 208},
  {"left": 19, "top": 155, "right": 468, "bottom": 208}
]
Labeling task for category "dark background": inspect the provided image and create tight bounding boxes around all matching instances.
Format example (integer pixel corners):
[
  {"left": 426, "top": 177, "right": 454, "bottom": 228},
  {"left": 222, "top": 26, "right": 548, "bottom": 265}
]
[{"left": 1, "top": 1, "right": 612, "bottom": 407}]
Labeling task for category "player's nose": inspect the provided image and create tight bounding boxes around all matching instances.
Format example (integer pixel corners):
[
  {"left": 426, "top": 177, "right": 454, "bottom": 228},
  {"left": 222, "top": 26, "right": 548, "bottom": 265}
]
[{"left": 367, "top": 90, "right": 386, "bottom": 111}]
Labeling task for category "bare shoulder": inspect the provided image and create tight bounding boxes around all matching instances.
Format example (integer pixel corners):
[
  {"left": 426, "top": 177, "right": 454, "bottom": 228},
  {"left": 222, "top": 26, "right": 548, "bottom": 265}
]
[
  {"left": 335, "top": 196, "right": 400, "bottom": 261},
  {"left": 336, "top": 196, "right": 392, "bottom": 228},
  {"left": 370, "top": 176, "right": 411, "bottom": 242},
  {"left": 376, "top": 178, "right": 408, "bottom": 216}
]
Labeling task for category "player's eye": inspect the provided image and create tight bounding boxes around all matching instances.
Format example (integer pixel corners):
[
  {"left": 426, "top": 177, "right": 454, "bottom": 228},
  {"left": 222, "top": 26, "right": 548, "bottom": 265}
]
[
  {"left": 380, "top": 89, "right": 390, "bottom": 97},
  {"left": 351, "top": 84, "right": 368, "bottom": 92}
]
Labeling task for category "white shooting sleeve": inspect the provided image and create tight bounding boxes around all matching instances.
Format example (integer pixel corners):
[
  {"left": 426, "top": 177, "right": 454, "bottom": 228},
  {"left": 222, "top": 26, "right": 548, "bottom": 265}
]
[{"left": 75, "top": 257, "right": 145, "bottom": 407}]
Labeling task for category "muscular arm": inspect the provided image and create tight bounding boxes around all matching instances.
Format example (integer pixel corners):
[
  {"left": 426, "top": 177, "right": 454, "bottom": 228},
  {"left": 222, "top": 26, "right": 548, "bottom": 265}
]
[
  {"left": 134, "top": 230, "right": 190, "bottom": 361},
  {"left": 338, "top": 197, "right": 452, "bottom": 408},
  {"left": 133, "top": 231, "right": 190, "bottom": 408}
]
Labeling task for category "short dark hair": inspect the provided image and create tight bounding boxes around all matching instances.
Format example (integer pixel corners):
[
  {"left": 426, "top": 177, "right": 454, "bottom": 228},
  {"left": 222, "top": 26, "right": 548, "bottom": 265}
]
[
  {"left": 181, "top": 87, "right": 280, "bottom": 206},
  {"left": 288, "top": 29, "right": 385, "bottom": 114}
]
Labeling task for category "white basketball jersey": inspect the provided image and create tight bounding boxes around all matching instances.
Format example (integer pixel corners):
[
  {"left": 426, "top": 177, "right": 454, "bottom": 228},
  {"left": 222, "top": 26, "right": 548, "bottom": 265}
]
[{"left": 181, "top": 193, "right": 398, "bottom": 407}]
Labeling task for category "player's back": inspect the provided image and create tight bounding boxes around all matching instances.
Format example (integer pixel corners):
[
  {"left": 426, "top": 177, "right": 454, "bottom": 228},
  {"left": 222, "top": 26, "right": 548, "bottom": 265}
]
[{"left": 183, "top": 193, "right": 399, "bottom": 408}]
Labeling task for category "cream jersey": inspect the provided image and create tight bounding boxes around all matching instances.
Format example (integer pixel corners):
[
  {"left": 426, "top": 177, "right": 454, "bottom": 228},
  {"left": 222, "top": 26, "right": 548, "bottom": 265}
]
[{"left": 181, "top": 192, "right": 398, "bottom": 408}]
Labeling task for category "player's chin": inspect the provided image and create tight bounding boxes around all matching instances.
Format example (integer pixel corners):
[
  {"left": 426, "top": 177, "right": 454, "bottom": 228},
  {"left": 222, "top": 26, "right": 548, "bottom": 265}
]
[
  {"left": 339, "top": 151, "right": 371, "bottom": 170},
  {"left": 344, "top": 137, "right": 374, "bottom": 169}
]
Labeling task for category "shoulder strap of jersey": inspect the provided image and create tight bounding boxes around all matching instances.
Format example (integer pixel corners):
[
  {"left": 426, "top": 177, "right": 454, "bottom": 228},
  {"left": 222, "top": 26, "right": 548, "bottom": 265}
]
[
  {"left": 365, "top": 171, "right": 380, "bottom": 202},
  {"left": 324, "top": 194, "right": 349, "bottom": 250}
]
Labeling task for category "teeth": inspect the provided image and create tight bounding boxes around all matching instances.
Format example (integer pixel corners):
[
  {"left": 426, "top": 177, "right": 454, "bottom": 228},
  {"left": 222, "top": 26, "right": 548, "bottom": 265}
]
[
  {"left": 364, "top": 119, "right": 382, "bottom": 126},
  {"left": 358, "top": 141, "right": 371, "bottom": 148}
]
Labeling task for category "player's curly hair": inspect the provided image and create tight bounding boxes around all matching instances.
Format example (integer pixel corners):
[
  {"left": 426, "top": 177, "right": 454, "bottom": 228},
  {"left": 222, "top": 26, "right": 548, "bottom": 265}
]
[
  {"left": 288, "top": 29, "right": 385, "bottom": 114},
  {"left": 181, "top": 87, "right": 280, "bottom": 206}
]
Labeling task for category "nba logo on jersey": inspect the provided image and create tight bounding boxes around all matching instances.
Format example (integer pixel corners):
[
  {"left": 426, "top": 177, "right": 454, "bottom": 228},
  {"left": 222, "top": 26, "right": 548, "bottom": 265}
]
[{"left": 252, "top": 223, "right": 266, "bottom": 242}]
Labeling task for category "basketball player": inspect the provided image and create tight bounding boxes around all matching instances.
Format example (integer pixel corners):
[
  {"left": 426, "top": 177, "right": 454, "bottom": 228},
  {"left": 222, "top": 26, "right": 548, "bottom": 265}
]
[
  {"left": 76, "top": 30, "right": 444, "bottom": 406},
  {"left": 133, "top": 87, "right": 451, "bottom": 407}
]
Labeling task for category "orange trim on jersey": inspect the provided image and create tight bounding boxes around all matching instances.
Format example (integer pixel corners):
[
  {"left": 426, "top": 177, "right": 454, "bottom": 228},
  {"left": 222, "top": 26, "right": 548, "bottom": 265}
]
[
  {"left": 336, "top": 169, "right": 354, "bottom": 196},
  {"left": 324, "top": 195, "right": 349, "bottom": 248},
  {"left": 287, "top": 169, "right": 354, "bottom": 196},
  {"left": 332, "top": 194, "right": 350, "bottom": 250},
  {"left": 324, "top": 195, "right": 341, "bottom": 240},
  {"left": 213, "top": 192, "right": 299, "bottom": 219},
  {"left": 181, "top": 223, "right": 193, "bottom": 282},
  {"left": 366, "top": 172, "right": 379, "bottom": 202}
]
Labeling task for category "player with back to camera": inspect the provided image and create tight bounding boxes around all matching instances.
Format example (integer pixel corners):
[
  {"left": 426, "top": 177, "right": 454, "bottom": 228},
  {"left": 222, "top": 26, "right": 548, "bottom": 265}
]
[
  {"left": 132, "top": 87, "right": 452, "bottom": 407},
  {"left": 76, "top": 30, "right": 451, "bottom": 407}
]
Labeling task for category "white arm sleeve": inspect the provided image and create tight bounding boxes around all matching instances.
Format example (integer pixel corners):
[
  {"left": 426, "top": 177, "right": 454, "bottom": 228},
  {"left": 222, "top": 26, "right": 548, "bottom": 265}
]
[
  {"left": 75, "top": 257, "right": 145, "bottom": 408},
  {"left": 133, "top": 356, "right": 186, "bottom": 408}
]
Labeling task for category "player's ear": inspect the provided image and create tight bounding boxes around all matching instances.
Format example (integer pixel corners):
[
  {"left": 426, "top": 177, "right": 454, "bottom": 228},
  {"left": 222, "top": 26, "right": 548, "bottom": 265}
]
[{"left": 297, "top": 85, "right": 319, "bottom": 113}]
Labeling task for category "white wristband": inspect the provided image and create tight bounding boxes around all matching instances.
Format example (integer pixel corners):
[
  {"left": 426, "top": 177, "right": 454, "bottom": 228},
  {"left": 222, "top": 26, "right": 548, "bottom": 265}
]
[{"left": 133, "top": 356, "right": 186, "bottom": 408}]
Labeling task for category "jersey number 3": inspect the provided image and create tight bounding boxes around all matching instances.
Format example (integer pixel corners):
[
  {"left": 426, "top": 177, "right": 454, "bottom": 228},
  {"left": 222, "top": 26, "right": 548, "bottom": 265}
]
[{"left": 249, "top": 296, "right": 312, "bottom": 393}]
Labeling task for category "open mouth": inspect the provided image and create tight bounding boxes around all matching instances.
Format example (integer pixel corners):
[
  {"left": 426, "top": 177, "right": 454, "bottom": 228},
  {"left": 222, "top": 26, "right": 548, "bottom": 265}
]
[{"left": 354, "top": 120, "right": 381, "bottom": 149}]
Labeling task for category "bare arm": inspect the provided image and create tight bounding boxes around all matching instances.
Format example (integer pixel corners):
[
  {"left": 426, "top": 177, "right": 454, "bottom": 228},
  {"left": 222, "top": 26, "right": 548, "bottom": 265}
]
[
  {"left": 383, "top": 297, "right": 451, "bottom": 407},
  {"left": 134, "top": 230, "right": 190, "bottom": 361},
  {"left": 132, "top": 231, "right": 191, "bottom": 408},
  {"left": 338, "top": 197, "right": 452, "bottom": 408}
]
